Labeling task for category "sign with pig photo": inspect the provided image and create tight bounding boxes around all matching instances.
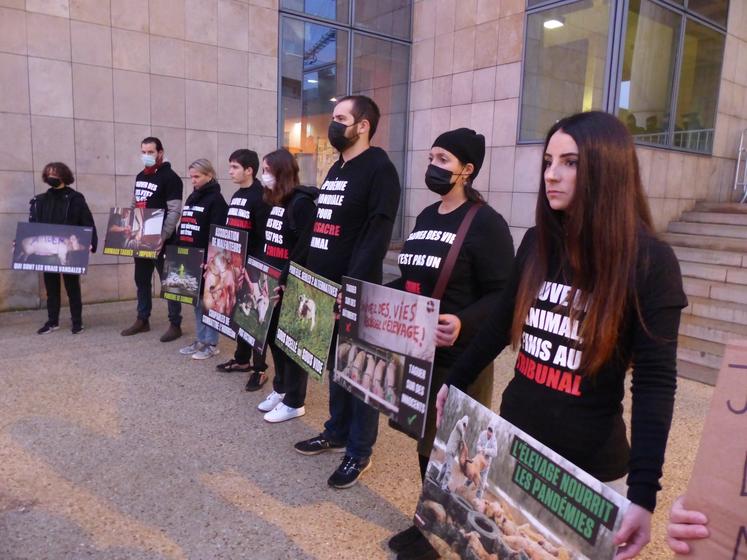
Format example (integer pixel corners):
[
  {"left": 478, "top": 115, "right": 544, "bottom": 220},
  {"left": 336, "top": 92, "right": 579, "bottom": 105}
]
[
  {"left": 333, "top": 277, "right": 440, "bottom": 438},
  {"left": 415, "top": 388, "right": 629, "bottom": 560},
  {"left": 12, "top": 222, "right": 93, "bottom": 275}
]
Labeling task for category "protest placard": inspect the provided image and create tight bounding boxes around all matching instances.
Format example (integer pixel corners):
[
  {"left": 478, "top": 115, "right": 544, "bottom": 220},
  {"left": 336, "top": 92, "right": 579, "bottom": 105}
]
[
  {"left": 275, "top": 262, "right": 339, "bottom": 382},
  {"left": 415, "top": 388, "right": 629, "bottom": 560},
  {"left": 233, "top": 256, "right": 281, "bottom": 353},
  {"left": 333, "top": 277, "right": 440, "bottom": 437},
  {"left": 200, "top": 225, "right": 248, "bottom": 339},
  {"left": 679, "top": 339, "right": 747, "bottom": 559},
  {"left": 12, "top": 222, "right": 93, "bottom": 275},
  {"left": 103, "top": 207, "right": 164, "bottom": 259},
  {"left": 160, "top": 245, "right": 204, "bottom": 306}
]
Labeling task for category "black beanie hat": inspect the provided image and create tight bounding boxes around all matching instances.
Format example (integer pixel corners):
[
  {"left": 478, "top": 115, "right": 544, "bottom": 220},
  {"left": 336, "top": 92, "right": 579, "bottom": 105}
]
[{"left": 431, "top": 128, "right": 486, "bottom": 181}]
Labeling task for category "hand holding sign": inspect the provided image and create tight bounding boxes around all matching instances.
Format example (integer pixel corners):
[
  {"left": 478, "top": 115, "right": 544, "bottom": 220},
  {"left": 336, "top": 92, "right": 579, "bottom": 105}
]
[
  {"left": 435, "top": 314, "right": 461, "bottom": 347},
  {"left": 435, "top": 384, "right": 448, "bottom": 428},
  {"left": 666, "top": 496, "right": 709, "bottom": 555},
  {"left": 612, "top": 504, "right": 651, "bottom": 560}
]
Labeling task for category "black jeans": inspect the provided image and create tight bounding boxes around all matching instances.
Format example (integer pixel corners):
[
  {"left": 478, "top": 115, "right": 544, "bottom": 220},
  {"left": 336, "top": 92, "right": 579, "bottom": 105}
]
[
  {"left": 134, "top": 254, "right": 181, "bottom": 326},
  {"left": 44, "top": 272, "right": 82, "bottom": 327}
]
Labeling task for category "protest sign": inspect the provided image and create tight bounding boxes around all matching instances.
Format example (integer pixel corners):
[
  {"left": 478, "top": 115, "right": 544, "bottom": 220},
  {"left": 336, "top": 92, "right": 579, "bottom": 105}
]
[
  {"left": 333, "top": 277, "right": 440, "bottom": 437},
  {"left": 679, "top": 339, "right": 747, "bottom": 559},
  {"left": 275, "top": 262, "right": 339, "bottom": 382},
  {"left": 12, "top": 222, "right": 93, "bottom": 275},
  {"left": 200, "top": 225, "right": 248, "bottom": 339},
  {"left": 415, "top": 388, "right": 629, "bottom": 560},
  {"left": 233, "top": 256, "right": 281, "bottom": 353},
  {"left": 160, "top": 245, "right": 204, "bottom": 306},
  {"left": 103, "top": 207, "right": 164, "bottom": 259}
]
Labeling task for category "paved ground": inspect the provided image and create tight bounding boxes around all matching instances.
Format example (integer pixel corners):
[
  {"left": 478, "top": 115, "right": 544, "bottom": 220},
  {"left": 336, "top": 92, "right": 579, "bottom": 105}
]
[{"left": 0, "top": 300, "right": 712, "bottom": 559}]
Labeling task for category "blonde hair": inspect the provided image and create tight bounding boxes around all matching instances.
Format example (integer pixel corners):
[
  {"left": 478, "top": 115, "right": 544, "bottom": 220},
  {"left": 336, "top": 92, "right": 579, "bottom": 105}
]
[{"left": 188, "top": 158, "right": 216, "bottom": 178}]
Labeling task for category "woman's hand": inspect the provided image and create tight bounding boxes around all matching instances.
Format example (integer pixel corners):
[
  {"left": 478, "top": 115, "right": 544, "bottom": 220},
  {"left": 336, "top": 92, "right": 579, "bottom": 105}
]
[
  {"left": 271, "top": 284, "right": 284, "bottom": 304},
  {"left": 435, "top": 384, "right": 449, "bottom": 428},
  {"left": 613, "top": 504, "right": 652, "bottom": 560},
  {"left": 435, "top": 314, "right": 461, "bottom": 347},
  {"left": 666, "top": 496, "right": 709, "bottom": 555}
]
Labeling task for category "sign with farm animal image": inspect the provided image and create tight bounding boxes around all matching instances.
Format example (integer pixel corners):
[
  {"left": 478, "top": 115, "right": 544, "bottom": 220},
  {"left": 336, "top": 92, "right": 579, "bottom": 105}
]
[
  {"left": 103, "top": 207, "right": 164, "bottom": 259},
  {"left": 334, "top": 277, "right": 440, "bottom": 438},
  {"left": 12, "top": 222, "right": 93, "bottom": 275},
  {"left": 275, "top": 262, "right": 340, "bottom": 382},
  {"left": 160, "top": 245, "right": 204, "bottom": 306},
  {"left": 233, "top": 256, "right": 281, "bottom": 353},
  {"left": 416, "top": 388, "right": 629, "bottom": 560},
  {"left": 200, "top": 225, "right": 248, "bottom": 339}
]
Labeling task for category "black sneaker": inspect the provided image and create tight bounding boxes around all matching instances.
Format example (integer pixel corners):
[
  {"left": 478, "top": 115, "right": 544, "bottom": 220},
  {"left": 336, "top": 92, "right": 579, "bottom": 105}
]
[
  {"left": 327, "top": 454, "right": 372, "bottom": 489},
  {"left": 71, "top": 325, "right": 84, "bottom": 334},
  {"left": 294, "top": 434, "right": 345, "bottom": 456},
  {"left": 388, "top": 525, "right": 422, "bottom": 553},
  {"left": 37, "top": 322, "right": 59, "bottom": 335}
]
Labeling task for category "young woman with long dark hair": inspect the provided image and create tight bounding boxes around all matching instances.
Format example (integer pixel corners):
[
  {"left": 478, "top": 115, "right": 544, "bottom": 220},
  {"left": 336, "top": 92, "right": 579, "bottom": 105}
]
[{"left": 435, "top": 111, "right": 687, "bottom": 560}]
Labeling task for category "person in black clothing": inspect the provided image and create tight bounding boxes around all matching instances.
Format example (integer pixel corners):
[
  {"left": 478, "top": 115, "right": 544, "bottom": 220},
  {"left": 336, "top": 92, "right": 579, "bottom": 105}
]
[
  {"left": 291, "top": 95, "right": 401, "bottom": 489},
  {"left": 253, "top": 149, "right": 319, "bottom": 422},
  {"left": 121, "top": 137, "right": 184, "bottom": 342},
  {"left": 386, "top": 129, "right": 514, "bottom": 560},
  {"left": 435, "top": 112, "right": 687, "bottom": 560},
  {"left": 215, "top": 149, "right": 272, "bottom": 385},
  {"left": 30, "top": 162, "right": 98, "bottom": 335},
  {"left": 177, "top": 159, "right": 228, "bottom": 360}
]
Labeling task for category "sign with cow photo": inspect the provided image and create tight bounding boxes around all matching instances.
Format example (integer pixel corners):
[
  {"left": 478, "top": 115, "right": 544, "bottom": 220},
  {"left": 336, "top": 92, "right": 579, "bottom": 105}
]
[
  {"left": 12, "top": 222, "right": 93, "bottom": 275},
  {"left": 333, "top": 277, "right": 440, "bottom": 438},
  {"left": 200, "top": 225, "right": 248, "bottom": 339},
  {"left": 275, "top": 262, "right": 340, "bottom": 383},
  {"left": 160, "top": 245, "right": 205, "bottom": 306},
  {"left": 103, "top": 207, "right": 164, "bottom": 259},
  {"left": 233, "top": 256, "right": 281, "bottom": 353},
  {"left": 415, "top": 388, "right": 629, "bottom": 560}
]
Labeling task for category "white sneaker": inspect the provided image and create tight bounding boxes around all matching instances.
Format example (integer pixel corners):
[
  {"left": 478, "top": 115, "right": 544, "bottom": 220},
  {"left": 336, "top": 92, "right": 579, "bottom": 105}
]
[
  {"left": 192, "top": 345, "right": 220, "bottom": 360},
  {"left": 257, "top": 391, "right": 285, "bottom": 412},
  {"left": 180, "top": 341, "right": 203, "bottom": 355},
  {"left": 264, "top": 403, "right": 305, "bottom": 423}
]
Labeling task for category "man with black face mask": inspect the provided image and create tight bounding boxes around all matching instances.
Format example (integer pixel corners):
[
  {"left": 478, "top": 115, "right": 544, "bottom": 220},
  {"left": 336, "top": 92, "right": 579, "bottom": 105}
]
[{"left": 288, "top": 95, "right": 401, "bottom": 489}]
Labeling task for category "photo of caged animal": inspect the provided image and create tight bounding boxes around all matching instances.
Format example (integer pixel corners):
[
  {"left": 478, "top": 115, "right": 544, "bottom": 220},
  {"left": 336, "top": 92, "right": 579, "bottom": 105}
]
[{"left": 335, "top": 337, "right": 403, "bottom": 411}]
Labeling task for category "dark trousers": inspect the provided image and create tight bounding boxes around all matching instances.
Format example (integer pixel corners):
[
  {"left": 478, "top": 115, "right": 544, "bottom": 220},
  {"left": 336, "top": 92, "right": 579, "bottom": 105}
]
[
  {"left": 134, "top": 255, "right": 181, "bottom": 326},
  {"left": 234, "top": 338, "right": 268, "bottom": 370},
  {"left": 282, "top": 359, "right": 309, "bottom": 408},
  {"left": 268, "top": 342, "right": 286, "bottom": 394},
  {"left": 43, "top": 272, "right": 82, "bottom": 327},
  {"left": 323, "top": 375, "right": 380, "bottom": 460}
]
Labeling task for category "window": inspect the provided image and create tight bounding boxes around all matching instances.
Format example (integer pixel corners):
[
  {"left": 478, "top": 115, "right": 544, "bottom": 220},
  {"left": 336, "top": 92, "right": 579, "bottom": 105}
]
[{"left": 281, "top": 0, "right": 350, "bottom": 23}]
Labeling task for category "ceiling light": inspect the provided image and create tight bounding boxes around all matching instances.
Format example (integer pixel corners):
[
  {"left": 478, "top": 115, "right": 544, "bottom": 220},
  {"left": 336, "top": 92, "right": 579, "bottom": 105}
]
[
  {"left": 544, "top": 19, "right": 564, "bottom": 29},
  {"left": 306, "top": 78, "right": 318, "bottom": 84}
]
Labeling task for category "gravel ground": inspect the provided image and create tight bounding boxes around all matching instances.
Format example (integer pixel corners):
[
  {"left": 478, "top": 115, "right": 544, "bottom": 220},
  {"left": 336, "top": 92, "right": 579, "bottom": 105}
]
[{"left": 0, "top": 300, "right": 711, "bottom": 559}]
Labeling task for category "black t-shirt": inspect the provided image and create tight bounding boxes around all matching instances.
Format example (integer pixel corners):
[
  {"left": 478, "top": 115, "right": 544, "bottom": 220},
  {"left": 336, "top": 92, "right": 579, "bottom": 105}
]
[
  {"left": 177, "top": 180, "right": 228, "bottom": 250},
  {"left": 446, "top": 227, "right": 687, "bottom": 512},
  {"left": 134, "top": 161, "right": 183, "bottom": 209},
  {"left": 305, "top": 147, "right": 401, "bottom": 283},
  {"left": 262, "top": 187, "right": 318, "bottom": 269},
  {"left": 391, "top": 201, "right": 514, "bottom": 365},
  {"left": 225, "top": 179, "right": 270, "bottom": 259}
]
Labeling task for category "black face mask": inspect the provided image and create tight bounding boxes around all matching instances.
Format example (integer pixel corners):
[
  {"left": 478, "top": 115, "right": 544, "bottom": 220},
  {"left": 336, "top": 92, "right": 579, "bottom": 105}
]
[
  {"left": 328, "top": 120, "right": 359, "bottom": 153},
  {"left": 424, "top": 164, "right": 462, "bottom": 196},
  {"left": 45, "top": 177, "right": 62, "bottom": 188}
]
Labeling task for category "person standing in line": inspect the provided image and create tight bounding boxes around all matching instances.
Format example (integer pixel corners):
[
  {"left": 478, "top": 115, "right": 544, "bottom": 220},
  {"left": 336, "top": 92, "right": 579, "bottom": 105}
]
[
  {"left": 290, "top": 95, "right": 401, "bottom": 489},
  {"left": 436, "top": 111, "right": 687, "bottom": 560},
  {"left": 252, "top": 149, "right": 319, "bottom": 422},
  {"left": 30, "top": 162, "right": 98, "bottom": 334},
  {"left": 121, "top": 137, "right": 184, "bottom": 342},
  {"left": 177, "top": 159, "right": 228, "bottom": 360},
  {"left": 214, "top": 150, "right": 271, "bottom": 386}
]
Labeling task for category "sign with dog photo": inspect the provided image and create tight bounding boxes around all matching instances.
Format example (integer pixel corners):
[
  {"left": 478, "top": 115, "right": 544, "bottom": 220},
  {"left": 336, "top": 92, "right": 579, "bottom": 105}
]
[
  {"left": 12, "top": 222, "right": 93, "bottom": 275},
  {"left": 102, "top": 207, "right": 164, "bottom": 259},
  {"left": 334, "top": 277, "right": 440, "bottom": 438},
  {"left": 415, "top": 388, "right": 629, "bottom": 560},
  {"left": 275, "top": 262, "right": 340, "bottom": 383},
  {"left": 160, "top": 245, "right": 205, "bottom": 306},
  {"left": 233, "top": 256, "right": 281, "bottom": 353}
]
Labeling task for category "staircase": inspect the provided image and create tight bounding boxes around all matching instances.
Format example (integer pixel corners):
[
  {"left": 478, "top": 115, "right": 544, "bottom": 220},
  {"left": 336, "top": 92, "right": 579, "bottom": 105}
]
[{"left": 661, "top": 202, "right": 747, "bottom": 385}]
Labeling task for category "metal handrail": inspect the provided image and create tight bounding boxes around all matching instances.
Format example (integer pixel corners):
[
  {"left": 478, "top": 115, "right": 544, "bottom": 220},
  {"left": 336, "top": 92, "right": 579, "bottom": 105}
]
[{"left": 735, "top": 128, "right": 747, "bottom": 204}]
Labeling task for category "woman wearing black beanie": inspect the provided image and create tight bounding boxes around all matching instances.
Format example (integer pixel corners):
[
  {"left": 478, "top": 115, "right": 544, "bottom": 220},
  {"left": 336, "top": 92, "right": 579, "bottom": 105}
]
[{"left": 386, "top": 128, "right": 515, "bottom": 560}]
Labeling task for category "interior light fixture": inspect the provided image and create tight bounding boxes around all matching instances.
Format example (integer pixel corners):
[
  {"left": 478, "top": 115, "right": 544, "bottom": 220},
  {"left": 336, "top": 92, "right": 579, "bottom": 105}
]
[
  {"left": 330, "top": 97, "right": 338, "bottom": 102},
  {"left": 543, "top": 19, "right": 564, "bottom": 29},
  {"left": 307, "top": 78, "right": 318, "bottom": 84}
]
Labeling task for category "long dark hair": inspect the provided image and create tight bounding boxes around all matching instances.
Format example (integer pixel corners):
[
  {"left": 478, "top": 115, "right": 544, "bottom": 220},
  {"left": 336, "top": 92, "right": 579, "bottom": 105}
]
[
  {"left": 463, "top": 173, "right": 484, "bottom": 203},
  {"left": 262, "top": 148, "right": 300, "bottom": 207},
  {"left": 510, "top": 111, "right": 654, "bottom": 375}
]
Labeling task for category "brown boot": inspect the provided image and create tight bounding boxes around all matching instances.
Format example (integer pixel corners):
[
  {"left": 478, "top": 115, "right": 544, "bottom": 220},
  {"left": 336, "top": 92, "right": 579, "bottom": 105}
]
[
  {"left": 121, "top": 318, "right": 150, "bottom": 336},
  {"left": 159, "top": 324, "right": 182, "bottom": 342}
]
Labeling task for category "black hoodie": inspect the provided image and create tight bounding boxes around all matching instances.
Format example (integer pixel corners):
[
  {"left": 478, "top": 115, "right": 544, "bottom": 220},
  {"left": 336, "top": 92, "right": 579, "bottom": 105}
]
[
  {"left": 178, "top": 180, "right": 228, "bottom": 250},
  {"left": 29, "top": 186, "right": 98, "bottom": 252},
  {"left": 262, "top": 186, "right": 318, "bottom": 270}
]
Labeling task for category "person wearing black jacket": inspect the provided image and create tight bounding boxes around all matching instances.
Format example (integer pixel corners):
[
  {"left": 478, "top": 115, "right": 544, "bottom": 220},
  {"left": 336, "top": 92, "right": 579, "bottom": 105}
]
[
  {"left": 29, "top": 162, "right": 98, "bottom": 334},
  {"left": 291, "top": 95, "right": 401, "bottom": 489},
  {"left": 121, "top": 137, "right": 184, "bottom": 342},
  {"left": 385, "top": 129, "right": 514, "bottom": 560},
  {"left": 177, "top": 159, "right": 228, "bottom": 360},
  {"left": 435, "top": 112, "right": 687, "bottom": 560}
]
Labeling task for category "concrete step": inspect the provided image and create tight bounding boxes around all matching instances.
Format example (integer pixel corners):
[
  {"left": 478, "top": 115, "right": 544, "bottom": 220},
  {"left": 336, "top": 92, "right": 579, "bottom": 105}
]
[
  {"left": 668, "top": 221, "right": 747, "bottom": 239},
  {"left": 680, "top": 211, "right": 747, "bottom": 225},
  {"left": 677, "top": 335, "right": 724, "bottom": 370},
  {"left": 682, "top": 276, "right": 747, "bottom": 304},
  {"left": 661, "top": 232, "right": 747, "bottom": 252},
  {"left": 672, "top": 246, "right": 747, "bottom": 267},
  {"left": 680, "top": 314, "right": 747, "bottom": 345},
  {"left": 676, "top": 359, "right": 719, "bottom": 385},
  {"left": 679, "top": 261, "right": 747, "bottom": 284},
  {"left": 693, "top": 202, "right": 747, "bottom": 214},
  {"left": 685, "top": 295, "right": 747, "bottom": 325}
]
